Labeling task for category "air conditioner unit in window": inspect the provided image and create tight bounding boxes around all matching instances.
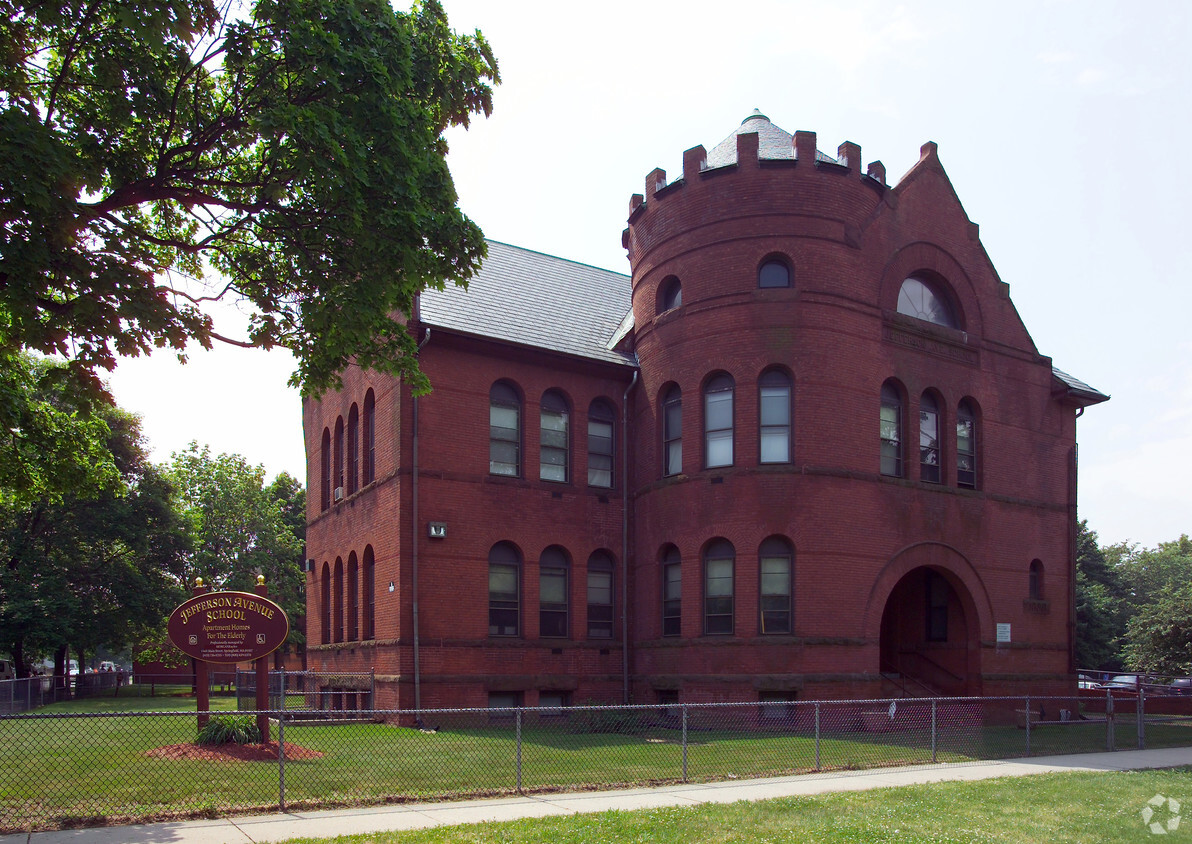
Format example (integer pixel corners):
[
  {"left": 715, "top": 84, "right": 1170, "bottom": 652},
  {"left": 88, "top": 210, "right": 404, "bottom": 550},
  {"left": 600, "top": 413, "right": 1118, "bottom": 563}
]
[{"left": 333, "top": 487, "right": 345, "bottom": 502}]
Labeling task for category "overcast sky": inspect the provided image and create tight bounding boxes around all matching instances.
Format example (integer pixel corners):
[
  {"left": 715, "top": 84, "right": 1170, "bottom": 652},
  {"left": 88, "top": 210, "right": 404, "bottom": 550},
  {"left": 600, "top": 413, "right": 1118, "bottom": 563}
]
[{"left": 107, "top": 0, "right": 1192, "bottom": 550}]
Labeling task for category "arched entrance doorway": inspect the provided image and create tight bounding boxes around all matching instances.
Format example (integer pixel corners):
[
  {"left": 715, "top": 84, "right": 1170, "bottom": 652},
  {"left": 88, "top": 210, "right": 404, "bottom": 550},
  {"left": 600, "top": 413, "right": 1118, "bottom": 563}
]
[{"left": 878, "top": 566, "right": 981, "bottom": 696}]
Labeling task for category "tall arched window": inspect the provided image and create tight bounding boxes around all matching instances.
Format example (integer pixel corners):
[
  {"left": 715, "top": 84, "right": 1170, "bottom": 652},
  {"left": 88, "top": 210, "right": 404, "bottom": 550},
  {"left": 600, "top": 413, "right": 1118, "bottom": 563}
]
[
  {"left": 587, "top": 551, "right": 615, "bottom": 639},
  {"left": 320, "top": 562, "right": 331, "bottom": 644},
  {"left": 363, "top": 389, "right": 376, "bottom": 485},
  {"left": 880, "top": 381, "right": 903, "bottom": 477},
  {"left": 346, "top": 551, "right": 359, "bottom": 641},
  {"left": 898, "top": 277, "right": 959, "bottom": 328},
  {"left": 759, "top": 369, "right": 792, "bottom": 463},
  {"left": 758, "top": 258, "right": 791, "bottom": 289},
  {"left": 759, "top": 537, "right": 793, "bottom": 634},
  {"left": 333, "top": 417, "right": 345, "bottom": 500},
  {"left": 657, "top": 275, "right": 682, "bottom": 313},
  {"left": 362, "top": 546, "right": 375, "bottom": 640},
  {"left": 333, "top": 557, "right": 344, "bottom": 643},
  {"left": 539, "top": 390, "right": 570, "bottom": 483},
  {"left": 662, "top": 545, "right": 681, "bottom": 637},
  {"left": 539, "top": 546, "right": 570, "bottom": 638},
  {"left": 489, "top": 542, "right": 521, "bottom": 636},
  {"left": 1029, "top": 560, "right": 1045, "bottom": 600},
  {"left": 703, "top": 539, "right": 735, "bottom": 635},
  {"left": 587, "top": 399, "right": 616, "bottom": 488},
  {"left": 347, "top": 404, "right": 359, "bottom": 495},
  {"left": 489, "top": 382, "right": 521, "bottom": 477},
  {"left": 704, "top": 374, "right": 734, "bottom": 468},
  {"left": 957, "top": 399, "right": 977, "bottom": 489},
  {"left": 919, "top": 392, "right": 941, "bottom": 484},
  {"left": 320, "top": 428, "right": 331, "bottom": 510},
  {"left": 662, "top": 385, "right": 682, "bottom": 477}
]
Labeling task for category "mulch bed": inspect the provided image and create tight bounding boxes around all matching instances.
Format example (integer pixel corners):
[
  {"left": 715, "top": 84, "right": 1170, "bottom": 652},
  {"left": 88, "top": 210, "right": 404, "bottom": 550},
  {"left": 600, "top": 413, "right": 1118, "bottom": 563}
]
[{"left": 145, "top": 741, "right": 323, "bottom": 761}]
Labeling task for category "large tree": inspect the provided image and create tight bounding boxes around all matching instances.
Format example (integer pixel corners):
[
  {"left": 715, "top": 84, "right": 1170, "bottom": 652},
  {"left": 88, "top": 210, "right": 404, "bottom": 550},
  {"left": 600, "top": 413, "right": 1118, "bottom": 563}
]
[
  {"left": 1, "top": 0, "right": 498, "bottom": 409},
  {"left": 166, "top": 444, "right": 305, "bottom": 646},
  {"left": 1074, "top": 520, "right": 1126, "bottom": 671}
]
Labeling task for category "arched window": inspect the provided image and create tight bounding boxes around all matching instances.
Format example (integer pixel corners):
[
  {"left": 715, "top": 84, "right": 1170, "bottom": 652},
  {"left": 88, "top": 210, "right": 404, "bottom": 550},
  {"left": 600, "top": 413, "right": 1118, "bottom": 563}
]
[
  {"left": 957, "top": 399, "right": 977, "bottom": 489},
  {"left": 587, "top": 551, "right": 615, "bottom": 639},
  {"left": 704, "top": 374, "right": 734, "bottom": 468},
  {"left": 320, "top": 562, "right": 331, "bottom": 644},
  {"left": 759, "top": 537, "right": 793, "bottom": 634},
  {"left": 758, "top": 258, "right": 791, "bottom": 289},
  {"left": 362, "top": 546, "right": 375, "bottom": 640},
  {"left": 489, "top": 382, "right": 521, "bottom": 477},
  {"left": 880, "top": 381, "right": 903, "bottom": 477},
  {"left": 333, "top": 417, "right": 345, "bottom": 501},
  {"left": 919, "top": 392, "right": 941, "bottom": 484},
  {"left": 897, "top": 277, "right": 959, "bottom": 329},
  {"left": 662, "top": 385, "right": 682, "bottom": 477},
  {"left": 363, "top": 389, "right": 376, "bottom": 485},
  {"left": 759, "top": 369, "right": 792, "bottom": 464},
  {"left": 346, "top": 551, "right": 359, "bottom": 641},
  {"left": 489, "top": 542, "right": 521, "bottom": 636},
  {"left": 539, "top": 390, "right": 570, "bottom": 483},
  {"left": 703, "top": 539, "right": 735, "bottom": 635},
  {"left": 320, "top": 428, "right": 331, "bottom": 510},
  {"left": 587, "top": 399, "right": 616, "bottom": 488},
  {"left": 539, "top": 546, "right": 570, "bottom": 638},
  {"left": 657, "top": 275, "right": 682, "bottom": 313},
  {"left": 1029, "top": 560, "right": 1044, "bottom": 600},
  {"left": 333, "top": 557, "right": 344, "bottom": 643},
  {"left": 347, "top": 404, "right": 359, "bottom": 495},
  {"left": 662, "top": 545, "right": 681, "bottom": 636}
]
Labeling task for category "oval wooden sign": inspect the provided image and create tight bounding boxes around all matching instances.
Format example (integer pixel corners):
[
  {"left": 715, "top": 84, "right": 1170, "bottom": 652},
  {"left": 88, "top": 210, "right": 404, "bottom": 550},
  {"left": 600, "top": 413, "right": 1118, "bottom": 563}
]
[{"left": 167, "top": 591, "right": 290, "bottom": 664}]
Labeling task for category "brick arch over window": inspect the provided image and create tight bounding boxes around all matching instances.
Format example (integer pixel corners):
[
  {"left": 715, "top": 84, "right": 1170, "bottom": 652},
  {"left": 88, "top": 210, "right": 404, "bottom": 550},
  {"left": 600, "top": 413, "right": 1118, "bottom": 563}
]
[
  {"left": 757, "top": 254, "right": 792, "bottom": 289},
  {"left": 877, "top": 241, "right": 981, "bottom": 336}
]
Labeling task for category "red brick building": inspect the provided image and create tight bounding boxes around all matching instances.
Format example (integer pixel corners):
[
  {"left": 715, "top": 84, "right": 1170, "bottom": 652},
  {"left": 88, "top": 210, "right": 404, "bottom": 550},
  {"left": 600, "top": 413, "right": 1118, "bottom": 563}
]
[{"left": 303, "top": 111, "right": 1107, "bottom": 711}]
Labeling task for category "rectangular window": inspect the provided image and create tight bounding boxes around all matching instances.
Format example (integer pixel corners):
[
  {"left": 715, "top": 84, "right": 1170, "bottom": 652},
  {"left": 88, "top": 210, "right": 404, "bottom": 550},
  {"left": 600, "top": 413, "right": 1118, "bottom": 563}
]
[
  {"left": 920, "top": 408, "right": 940, "bottom": 483},
  {"left": 704, "top": 390, "right": 733, "bottom": 468},
  {"left": 880, "top": 403, "right": 901, "bottom": 476},
  {"left": 664, "top": 394, "right": 682, "bottom": 476},
  {"left": 537, "top": 690, "right": 570, "bottom": 716},
  {"left": 587, "top": 418, "right": 614, "bottom": 487},
  {"left": 490, "top": 404, "right": 520, "bottom": 476},
  {"left": 587, "top": 569, "right": 613, "bottom": 638},
  {"left": 539, "top": 566, "right": 568, "bottom": 637},
  {"left": 760, "top": 555, "right": 791, "bottom": 634},
  {"left": 489, "top": 563, "right": 519, "bottom": 636},
  {"left": 957, "top": 416, "right": 976, "bottom": 488},
  {"left": 758, "top": 691, "right": 797, "bottom": 722},
  {"left": 540, "top": 407, "right": 569, "bottom": 482},
  {"left": 704, "top": 556, "right": 734, "bottom": 635},
  {"left": 759, "top": 384, "right": 791, "bottom": 463},
  {"left": 663, "top": 562, "right": 681, "bottom": 636},
  {"left": 488, "top": 691, "right": 522, "bottom": 720}
]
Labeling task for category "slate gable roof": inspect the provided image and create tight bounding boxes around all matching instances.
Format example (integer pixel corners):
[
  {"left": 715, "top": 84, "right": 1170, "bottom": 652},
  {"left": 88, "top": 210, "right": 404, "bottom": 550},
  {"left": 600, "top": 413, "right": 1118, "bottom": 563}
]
[{"left": 419, "top": 240, "right": 636, "bottom": 367}]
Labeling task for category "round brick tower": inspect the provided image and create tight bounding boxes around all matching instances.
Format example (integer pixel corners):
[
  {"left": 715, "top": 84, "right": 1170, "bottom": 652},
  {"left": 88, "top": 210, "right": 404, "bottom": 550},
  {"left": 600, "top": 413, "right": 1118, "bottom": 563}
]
[{"left": 622, "top": 111, "right": 1073, "bottom": 704}]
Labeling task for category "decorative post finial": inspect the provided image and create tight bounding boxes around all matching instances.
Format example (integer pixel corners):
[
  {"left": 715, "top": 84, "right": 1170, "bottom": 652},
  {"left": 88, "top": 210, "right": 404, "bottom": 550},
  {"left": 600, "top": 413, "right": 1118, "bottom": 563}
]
[
  {"left": 256, "top": 574, "right": 266, "bottom": 585},
  {"left": 194, "top": 577, "right": 204, "bottom": 588}
]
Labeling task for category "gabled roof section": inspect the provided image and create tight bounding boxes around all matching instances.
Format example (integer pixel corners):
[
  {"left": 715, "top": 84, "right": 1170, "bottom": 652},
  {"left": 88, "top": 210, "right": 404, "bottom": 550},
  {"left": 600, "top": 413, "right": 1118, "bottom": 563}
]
[
  {"left": 1052, "top": 367, "right": 1110, "bottom": 407},
  {"left": 419, "top": 240, "right": 636, "bottom": 367}
]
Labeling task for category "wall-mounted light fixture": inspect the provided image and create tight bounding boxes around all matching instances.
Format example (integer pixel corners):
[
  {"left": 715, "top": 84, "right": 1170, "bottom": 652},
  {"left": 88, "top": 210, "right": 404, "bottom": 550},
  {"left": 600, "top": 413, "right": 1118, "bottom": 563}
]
[
  {"left": 428, "top": 521, "right": 447, "bottom": 539},
  {"left": 388, "top": 581, "right": 395, "bottom": 593}
]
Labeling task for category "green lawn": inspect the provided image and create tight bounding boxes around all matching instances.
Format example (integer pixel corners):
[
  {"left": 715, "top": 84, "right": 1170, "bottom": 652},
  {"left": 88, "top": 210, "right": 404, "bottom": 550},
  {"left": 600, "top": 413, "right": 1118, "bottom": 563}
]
[
  {"left": 276, "top": 767, "right": 1192, "bottom": 844},
  {"left": 2, "top": 699, "right": 1191, "bottom": 833}
]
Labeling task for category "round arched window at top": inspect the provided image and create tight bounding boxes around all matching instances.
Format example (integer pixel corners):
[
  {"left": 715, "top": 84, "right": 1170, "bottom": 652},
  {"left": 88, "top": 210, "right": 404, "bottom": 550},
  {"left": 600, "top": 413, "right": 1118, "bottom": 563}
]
[
  {"left": 758, "top": 259, "right": 791, "bottom": 289},
  {"left": 657, "top": 276, "right": 682, "bottom": 314},
  {"left": 897, "top": 277, "right": 959, "bottom": 329}
]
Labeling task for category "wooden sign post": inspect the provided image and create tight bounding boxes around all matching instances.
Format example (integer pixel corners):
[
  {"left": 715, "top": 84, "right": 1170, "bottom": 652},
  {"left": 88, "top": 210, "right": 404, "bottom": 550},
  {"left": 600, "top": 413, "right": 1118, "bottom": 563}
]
[{"left": 167, "top": 578, "right": 290, "bottom": 742}]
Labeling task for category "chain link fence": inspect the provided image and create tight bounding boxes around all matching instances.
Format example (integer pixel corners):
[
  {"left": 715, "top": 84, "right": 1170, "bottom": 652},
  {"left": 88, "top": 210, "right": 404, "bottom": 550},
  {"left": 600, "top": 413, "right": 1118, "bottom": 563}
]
[{"left": 2, "top": 691, "right": 1190, "bottom": 833}]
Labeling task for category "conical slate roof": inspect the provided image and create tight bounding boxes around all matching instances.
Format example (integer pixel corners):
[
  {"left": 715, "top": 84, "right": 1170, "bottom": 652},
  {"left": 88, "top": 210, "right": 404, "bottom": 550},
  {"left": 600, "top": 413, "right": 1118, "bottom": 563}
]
[{"left": 704, "top": 109, "right": 834, "bottom": 170}]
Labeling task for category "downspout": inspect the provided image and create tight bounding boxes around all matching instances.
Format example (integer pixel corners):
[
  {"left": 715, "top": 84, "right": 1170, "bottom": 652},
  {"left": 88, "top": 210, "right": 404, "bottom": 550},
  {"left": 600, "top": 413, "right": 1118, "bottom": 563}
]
[
  {"left": 621, "top": 368, "right": 639, "bottom": 704},
  {"left": 413, "top": 325, "right": 432, "bottom": 714}
]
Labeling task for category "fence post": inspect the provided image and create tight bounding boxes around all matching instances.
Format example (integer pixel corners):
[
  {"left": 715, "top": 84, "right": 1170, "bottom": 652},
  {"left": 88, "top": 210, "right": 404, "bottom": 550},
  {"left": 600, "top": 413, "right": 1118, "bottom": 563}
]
[
  {"left": 515, "top": 708, "right": 523, "bottom": 792},
  {"left": 814, "top": 702, "right": 821, "bottom": 772},
  {"left": 931, "top": 699, "right": 938, "bottom": 763},
  {"left": 681, "top": 705, "right": 689, "bottom": 782},
  {"left": 1138, "top": 686, "right": 1145, "bottom": 750},
  {"left": 1024, "top": 695, "right": 1031, "bottom": 756},
  {"left": 278, "top": 711, "right": 287, "bottom": 813},
  {"left": 370, "top": 668, "right": 376, "bottom": 710},
  {"left": 1106, "top": 688, "right": 1115, "bottom": 751}
]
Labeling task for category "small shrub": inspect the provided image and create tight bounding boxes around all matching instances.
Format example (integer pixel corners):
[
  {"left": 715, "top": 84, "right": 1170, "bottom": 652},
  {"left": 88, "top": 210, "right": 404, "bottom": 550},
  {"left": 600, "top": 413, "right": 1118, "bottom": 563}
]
[{"left": 197, "top": 714, "right": 262, "bottom": 746}]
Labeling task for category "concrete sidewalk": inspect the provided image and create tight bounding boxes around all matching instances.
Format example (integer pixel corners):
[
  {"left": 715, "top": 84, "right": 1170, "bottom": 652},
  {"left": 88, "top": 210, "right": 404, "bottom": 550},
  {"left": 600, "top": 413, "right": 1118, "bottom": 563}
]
[{"left": 4, "top": 746, "right": 1191, "bottom": 844}]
